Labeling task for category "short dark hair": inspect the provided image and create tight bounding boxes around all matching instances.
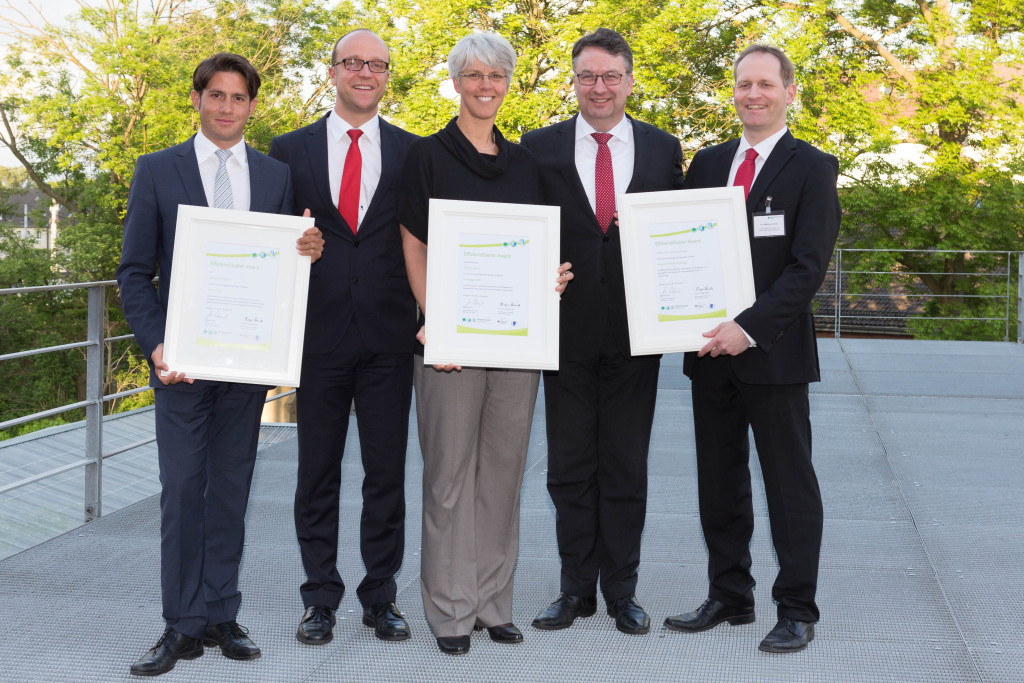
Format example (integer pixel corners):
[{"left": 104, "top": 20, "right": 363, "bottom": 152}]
[
  {"left": 571, "top": 28, "right": 633, "bottom": 73},
  {"left": 733, "top": 45, "right": 795, "bottom": 87},
  {"left": 331, "top": 28, "right": 389, "bottom": 66},
  {"left": 192, "top": 52, "right": 261, "bottom": 100}
]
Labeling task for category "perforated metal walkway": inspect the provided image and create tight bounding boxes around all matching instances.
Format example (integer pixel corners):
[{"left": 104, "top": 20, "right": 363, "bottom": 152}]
[{"left": 1, "top": 338, "right": 1022, "bottom": 682}]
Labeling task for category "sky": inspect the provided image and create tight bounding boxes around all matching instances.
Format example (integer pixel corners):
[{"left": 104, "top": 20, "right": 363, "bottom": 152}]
[{"left": 0, "top": 0, "right": 84, "bottom": 167}]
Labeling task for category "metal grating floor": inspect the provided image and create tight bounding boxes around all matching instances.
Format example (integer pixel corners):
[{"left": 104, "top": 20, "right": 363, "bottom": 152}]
[{"left": 1, "top": 338, "right": 1023, "bottom": 682}]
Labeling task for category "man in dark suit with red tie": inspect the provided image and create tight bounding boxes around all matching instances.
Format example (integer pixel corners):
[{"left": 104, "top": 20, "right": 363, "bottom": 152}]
[
  {"left": 521, "top": 28, "right": 684, "bottom": 636},
  {"left": 664, "top": 45, "right": 840, "bottom": 653},
  {"left": 269, "top": 29, "right": 418, "bottom": 645}
]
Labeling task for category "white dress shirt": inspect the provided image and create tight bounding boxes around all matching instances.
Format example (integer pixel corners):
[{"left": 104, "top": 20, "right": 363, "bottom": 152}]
[
  {"left": 327, "top": 111, "right": 382, "bottom": 230},
  {"left": 729, "top": 126, "right": 788, "bottom": 194},
  {"left": 194, "top": 130, "right": 250, "bottom": 211},
  {"left": 574, "top": 115, "right": 634, "bottom": 216}
]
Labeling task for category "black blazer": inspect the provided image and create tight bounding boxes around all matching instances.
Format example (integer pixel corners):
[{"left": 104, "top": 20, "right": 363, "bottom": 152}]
[
  {"left": 521, "top": 115, "right": 684, "bottom": 360},
  {"left": 681, "top": 131, "right": 841, "bottom": 384},
  {"left": 116, "top": 136, "right": 294, "bottom": 391},
  {"left": 269, "top": 114, "right": 419, "bottom": 355}
]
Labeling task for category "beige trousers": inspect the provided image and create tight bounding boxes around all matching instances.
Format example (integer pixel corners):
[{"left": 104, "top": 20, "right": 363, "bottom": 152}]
[{"left": 414, "top": 363, "right": 540, "bottom": 638}]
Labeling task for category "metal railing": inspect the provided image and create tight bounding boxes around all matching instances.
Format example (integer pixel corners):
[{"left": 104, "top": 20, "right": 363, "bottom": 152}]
[
  {"left": 0, "top": 280, "right": 293, "bottom": 523},
  {"left": 814, "top": 249, "right": 1023, "bottom": 342}
]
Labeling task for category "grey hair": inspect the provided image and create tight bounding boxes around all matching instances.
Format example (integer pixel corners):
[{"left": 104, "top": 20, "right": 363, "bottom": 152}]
[{"left": 447, "top": 32, "right": 517, "bottom": 80}]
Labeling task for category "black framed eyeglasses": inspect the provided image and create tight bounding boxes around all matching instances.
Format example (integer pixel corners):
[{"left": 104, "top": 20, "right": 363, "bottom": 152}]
[
  {"left": 333, "top": 58, "right": 390, "bottom": 73},
  {"left": 575, "top": 72, "right": 626, "bottom": 86}
]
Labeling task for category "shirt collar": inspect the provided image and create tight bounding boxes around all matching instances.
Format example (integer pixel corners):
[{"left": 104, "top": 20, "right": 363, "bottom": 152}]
[
  {"left": 736, "top": 126, "right": 788, "bottom": 162},
  {"left": 194, "top": 130, "right": 247, "bottom": 165},
  {"left": 327, "top": 111, "right": 381, "bottom": 147},
  {"left": 575, "top": 114, "right": 633, "bottom": 144}
]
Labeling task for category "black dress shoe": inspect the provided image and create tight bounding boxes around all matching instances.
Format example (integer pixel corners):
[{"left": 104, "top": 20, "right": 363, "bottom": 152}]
[
  {"left": 758, "top": 617, "right": 815, "bottom": 653},
  {"left": 606, "top": 595, "right": 651, "bottom": 635},
  {"left": 531, "top": 593, "right": 598, "bottom": 630},
  {"left": 362, "top": 602, "right": 411, "bottom": 641},
  {"left": 130, "top": 628, "right": 203, "bottom": 677},
  {"left": 297, "top": 605, "right": 336, "bottom": 645},
  {"left": 202, "top": 621, "right": 261, "bottom": 660},
  {"left": 483, "top": 623, "right": 523, "bottom": 643},
  {"left": 436, "top": 635, "right": 471, "bottom": 655},
  {"left": 664, "top": 598, "right": 755, "bottom": 633}
]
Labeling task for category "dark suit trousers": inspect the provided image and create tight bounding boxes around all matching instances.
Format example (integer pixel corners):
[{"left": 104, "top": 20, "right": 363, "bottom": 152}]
[
  {"left": 294, "top": 321, "right": 413, "bottom": 609},
  {"left": 690, "top": 355, "right": 823, "bottom": 623},
  {"left": 154, "top": 383, "right": 264, "bottom": 639},
  {"left": 543, "top": 332, "right": 659, "bottom": 601}
]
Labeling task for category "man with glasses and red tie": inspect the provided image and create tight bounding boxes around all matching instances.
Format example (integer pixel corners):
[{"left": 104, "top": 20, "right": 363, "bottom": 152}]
[
  {"left": 521, "top": 28, "right": 683, "bottom": 636},
  {"left": 269, "top": 29, "right": 419, "bottom": 646},
  {"left": 663, "top": 45, "right": 840, "bottom": 653}
]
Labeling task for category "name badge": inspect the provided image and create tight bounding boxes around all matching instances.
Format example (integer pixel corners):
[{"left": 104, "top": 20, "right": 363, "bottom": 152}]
[{"left": 753, "top": 211, "right": 785, "bottom": 238}]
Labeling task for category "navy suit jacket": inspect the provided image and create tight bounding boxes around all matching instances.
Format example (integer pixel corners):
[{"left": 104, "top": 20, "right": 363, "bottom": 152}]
[
  {"left": 116, "top": 135, "right": 294, "bottom": 391},
  {"left": 269, "top": 113, "right": 419, "bottom": 355},
  {"left": 681, "top": 131, "right": 841, "bottom": 384},
  {"left": 521, "top": 115, "right": 684, "bottom": 360}
]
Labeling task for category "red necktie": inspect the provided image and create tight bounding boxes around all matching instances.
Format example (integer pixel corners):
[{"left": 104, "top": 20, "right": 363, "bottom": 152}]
[
  {"left": 592, "top": 132, "right": 614, "bottom": 233},
  {"left": 733, "top": 147, "right": 758, "bottom": 199},
  {"left": 338, "top": 129, "right": 362, "bottom": 234}
]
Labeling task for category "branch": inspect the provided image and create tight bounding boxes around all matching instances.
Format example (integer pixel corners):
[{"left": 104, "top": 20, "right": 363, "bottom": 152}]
[{"left": 0, "top": 102, "right": 79, "bottom": 214}]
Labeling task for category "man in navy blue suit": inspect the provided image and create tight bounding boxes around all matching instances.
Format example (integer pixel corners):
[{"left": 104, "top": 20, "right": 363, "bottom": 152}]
[
  {"left": 117, "top": 53, "right": 323, "bottom": 677},
  {"left": 269, "top": 29, "right": 419, "bottom": 645},
  {"left": 664, "top": 45, "right": 840, "bottom": 653}
]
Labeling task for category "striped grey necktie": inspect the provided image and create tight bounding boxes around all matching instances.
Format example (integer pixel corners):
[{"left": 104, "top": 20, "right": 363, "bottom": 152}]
[{"left": 213, "top": 148, "right": 234, "bottom": 209}]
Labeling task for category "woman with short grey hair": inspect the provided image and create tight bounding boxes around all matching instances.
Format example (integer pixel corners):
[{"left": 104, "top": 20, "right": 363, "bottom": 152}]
[{"left": 399, "top": 31, "right": 571, "bottom": 655}]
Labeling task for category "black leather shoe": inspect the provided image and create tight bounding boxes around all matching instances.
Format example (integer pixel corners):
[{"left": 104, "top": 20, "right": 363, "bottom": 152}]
[
  {"left": 531, "top": 593, "right": 598, "bottom": 630},
  {"left": 607, "top": 595, "right": 651, "bottom": 635},
  {"left": 202, "top": 621, "right": 261, "bottom": 660},
  {"left": 758, "top": 617, "right": 815, "bottom": 653},
  {"left": 664, "top": 598, "right": 755, "bottom": 633},
  {"left": 436, "top": 635, "right": 470, "bottom": 655},
  {"left": 130, "top": 628, "right": 203, "bottom": 676},
  {"left": 483, "top": 623, "right": 523, "bottom": 643},
  {"left": 296, "top": 605, "right": 336, "bottom": 645},
  {"left": 362, "top": 602, "right": 411, "bottom": 641}
]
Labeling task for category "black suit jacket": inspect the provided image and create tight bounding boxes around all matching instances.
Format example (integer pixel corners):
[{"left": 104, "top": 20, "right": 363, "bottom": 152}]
[
  {"left": 521, "top": 115, "right": 684, "bottom": 360},
  {"left": 116, "top": 136, "right": 294, "bottom": 391},
  {"left": 681, "top": 131, "right": 840, "bottom": 384},
  {"left": 269, "top": 114, "right": 419, "bottom": 355}
]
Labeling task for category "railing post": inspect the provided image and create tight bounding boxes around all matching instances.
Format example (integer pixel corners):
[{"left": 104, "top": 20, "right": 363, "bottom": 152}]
[
  {"left": 834, "top": 249, "right": 842, "bottom": 339},
  {"left": 84, "top": 285, "right": 105, "bottom": 522},
  {"left": 1017, "top": 252, "right": 1023, "bottom": 344}
]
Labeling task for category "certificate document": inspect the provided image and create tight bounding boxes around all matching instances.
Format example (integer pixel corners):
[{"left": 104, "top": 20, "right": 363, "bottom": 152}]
[
  {"left": 423, "top": 199, "right": 560, "bottom": 370},
  {"left": 457, "top": 234, "right": 530, "bottom": 336},
  {"left": 618, "top": 187, "right": 755, "bottom": 355},
  {"left": 163, "top": 205, "right": 313, "bottom": 386},
  {"left": 649, "top": 221, "right": 727, "bottom": 321},
  {"left": 199, "top": 242, "right": 280, "bottom": 350}
]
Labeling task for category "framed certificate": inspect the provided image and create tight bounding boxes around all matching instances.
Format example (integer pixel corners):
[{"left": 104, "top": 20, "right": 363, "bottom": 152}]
[
  {"left": 163, "top": 205, "right": 314, "bottom": 386},
  {"left": 618, "top": 187, "right": 755, "bottom": 355},
  {"left": 423, "top": 198, "right": 561, "bottom": 370}
]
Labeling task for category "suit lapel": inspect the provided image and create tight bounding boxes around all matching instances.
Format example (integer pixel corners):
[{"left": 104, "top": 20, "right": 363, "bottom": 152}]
[
  {"left": 624, "top": 117, "right": 647, "bottom": 193},
  {"left": 174, "top": 136, "right": 208, "bottom": 207},
  {"left": 713, "top": 139, "right": 740, "bottom": 188},
  {"left": 360, "top": 116, "right": 396, "bottom": 237},
  {"left": 557, "top": 115, "right": 602, "bottom": 233},
  {"left": 305, "top": 115, "right": 337, "bottom": 219},
  {"left": 245, "top": 145, "right": 275, "bottom": 213},
  {"left": 748, "top": 132, "right": 796, "bottom": 212}
]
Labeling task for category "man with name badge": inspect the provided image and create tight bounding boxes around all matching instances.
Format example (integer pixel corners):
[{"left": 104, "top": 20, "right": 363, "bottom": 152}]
[{"left": 664, "top": 45, "right": 840, "bottom": 654}]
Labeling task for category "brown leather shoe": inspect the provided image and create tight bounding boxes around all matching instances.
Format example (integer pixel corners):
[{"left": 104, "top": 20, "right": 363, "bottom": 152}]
[{"left": 130, "top": 628, "right": 203, "bottom": 676}]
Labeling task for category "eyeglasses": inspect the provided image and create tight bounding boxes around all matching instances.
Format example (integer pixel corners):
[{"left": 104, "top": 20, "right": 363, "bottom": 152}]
[
  {"left": 333, "top": 58, "right": 389, "bottom": 73},
  {"left": 459, "top": 72, "right": 508, "bottom": 83},
  {"left": 575, "top": 72, "right": 627, "bottom": 86}
]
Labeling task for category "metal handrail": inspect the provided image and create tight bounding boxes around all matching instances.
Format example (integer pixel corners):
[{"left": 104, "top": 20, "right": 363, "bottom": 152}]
[{"left": 0, "top": 281, "right": 297, "bottom": 521}]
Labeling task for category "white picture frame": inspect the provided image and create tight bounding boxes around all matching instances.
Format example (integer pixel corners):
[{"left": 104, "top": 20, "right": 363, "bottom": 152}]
[
  {"left": 618, "top": 187, "right": 756, "bottom": 355},
  {"left": 163, "top": 204, "right": 313, "bottom": 386},
  {"left": 423, "top": 198, "right": 561, "bottom": 370}
]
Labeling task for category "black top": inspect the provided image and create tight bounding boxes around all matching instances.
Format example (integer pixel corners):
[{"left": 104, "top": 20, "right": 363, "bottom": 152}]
[{"left": 398, "top": 117, "right": 545, "bottom": 243}]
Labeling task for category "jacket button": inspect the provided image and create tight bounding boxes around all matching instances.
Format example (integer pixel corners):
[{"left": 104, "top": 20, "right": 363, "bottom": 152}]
[
  {"left": 602, "top": 235, "right": 610, "bottom": 242},
  {"left": 352, "top": 277, "right": 359, "bottom": 284},
  {"left": 600, "top": 278, "right": 607, "bottom": 284},
  {"left": 353, "top": 240, "right": 360, "bottom": 248}
]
